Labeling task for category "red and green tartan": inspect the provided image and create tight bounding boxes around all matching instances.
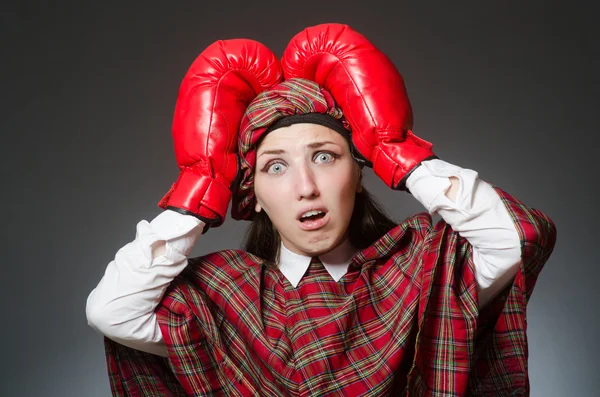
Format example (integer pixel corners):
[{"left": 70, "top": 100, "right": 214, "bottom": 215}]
[{"left": 104, "top": 186, "right": 556, "bottom": 396}]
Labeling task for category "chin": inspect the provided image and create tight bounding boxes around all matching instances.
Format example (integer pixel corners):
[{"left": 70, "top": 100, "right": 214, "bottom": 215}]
[
  {"left": 303, "top": 243, "right": 331, "bottom": 256},
  {"left": 280, "top": 222, "right": 347, "bottom": 256},
  {"left": 303, "top": 232, "right": 342, "bottom": 255}
]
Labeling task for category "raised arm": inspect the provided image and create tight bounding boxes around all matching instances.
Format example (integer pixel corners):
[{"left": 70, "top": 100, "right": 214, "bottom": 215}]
[
  {"left": 405, "top": 159, "right": 522, "bottom": 307},
  {"left": 86, "top": 38, "right": 283, "bottom": 356},
  {"left": 86, "top": 210, "right": 204, "bottom": 357},
  {"left": 281, "top": 23, "right": 525, "bottom": 308}
]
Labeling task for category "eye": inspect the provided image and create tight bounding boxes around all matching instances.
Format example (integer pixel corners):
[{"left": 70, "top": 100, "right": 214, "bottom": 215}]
[
  {"left": 266, "top": 162, "right": 287, "bottom": 174},
  {"left": 314, "top": 151, "right": 338, "bottom": 164}
]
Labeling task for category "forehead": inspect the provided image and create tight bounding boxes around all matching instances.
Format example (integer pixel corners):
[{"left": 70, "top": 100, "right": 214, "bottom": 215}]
[{"left": 257, "top": 123, "right": 348, "bottom": 151}]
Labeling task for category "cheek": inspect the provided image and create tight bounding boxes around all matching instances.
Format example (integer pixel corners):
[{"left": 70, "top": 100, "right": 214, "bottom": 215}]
[
  {"left": 323, "top": 169, "right": 358, "bottom": 210},
  {"left": 253, "top": 175, "right": 269, "bottom": 212},
  {"left": 254, "top": 176, "right": 290, "bottom": 214},
  {"left": 338, "top": 164, "right": 360, "bottom": 191},
  {"left": 254, "top": 178, "right": 269, "bottom": 211}
]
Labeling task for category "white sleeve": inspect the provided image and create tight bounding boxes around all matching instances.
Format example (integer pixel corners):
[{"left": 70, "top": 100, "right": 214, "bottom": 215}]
[
  {"left": 405, "top": 159, "right": 521, "bottom": 308},
  {"left": 86, "top": 209, "right": 205, "bottom": 357}
]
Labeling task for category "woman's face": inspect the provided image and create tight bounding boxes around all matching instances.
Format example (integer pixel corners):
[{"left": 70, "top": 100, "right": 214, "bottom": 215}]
[{"left": 254, "top": 123, "right": 362, "bottom": 257}]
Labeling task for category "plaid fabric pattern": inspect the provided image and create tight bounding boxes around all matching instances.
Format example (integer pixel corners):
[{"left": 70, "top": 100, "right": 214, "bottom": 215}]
[
  {"left": 232, "top": 78, "right": 347, "bottom": 221},
  {"left": 105, "top": 335, "right": 186, "bottom": 396},
  {"left": 104, "top": 186, "right": 556, "bottom": 396}
]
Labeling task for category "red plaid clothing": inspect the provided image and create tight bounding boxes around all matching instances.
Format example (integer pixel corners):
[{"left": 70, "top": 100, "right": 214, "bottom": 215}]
[{"left": 104, "top": 186, "right": 556, "bottom": 396}]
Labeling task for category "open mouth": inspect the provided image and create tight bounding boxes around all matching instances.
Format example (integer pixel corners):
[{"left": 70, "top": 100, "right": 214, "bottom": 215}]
[
  {"left": 297, "top": 209, "right": 330, "bottom": 231},
  {"left": 299, "top": 210, "right": 327, "bottom": 223}
]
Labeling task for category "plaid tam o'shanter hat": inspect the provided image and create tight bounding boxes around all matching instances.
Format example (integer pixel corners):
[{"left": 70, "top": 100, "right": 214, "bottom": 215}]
[{"left": 231, "top": 78, "right": 354, "bottom": 221}]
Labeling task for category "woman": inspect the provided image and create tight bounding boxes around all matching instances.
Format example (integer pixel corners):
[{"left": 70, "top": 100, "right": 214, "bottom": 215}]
[{"left": 86, "top": 24, "right": 556, "bottom": 396}]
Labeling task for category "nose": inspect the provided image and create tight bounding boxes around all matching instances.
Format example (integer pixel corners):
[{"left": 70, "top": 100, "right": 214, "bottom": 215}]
[{"left": 294, "top": 162, "right": 320, "bottom": 200}]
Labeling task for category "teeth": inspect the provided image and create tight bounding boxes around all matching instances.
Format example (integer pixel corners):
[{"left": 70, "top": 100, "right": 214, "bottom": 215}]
[{"left": 301, "top": 210, "right": 324, "bottom": 219}]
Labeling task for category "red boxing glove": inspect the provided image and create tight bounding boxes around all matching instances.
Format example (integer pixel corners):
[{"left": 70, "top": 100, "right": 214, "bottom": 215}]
[
  {"left": 158, "top": 39, "right": 283, "bottom": 226},
  {"left": 281, "top": 23, "right": 437, "bottom": 190}
]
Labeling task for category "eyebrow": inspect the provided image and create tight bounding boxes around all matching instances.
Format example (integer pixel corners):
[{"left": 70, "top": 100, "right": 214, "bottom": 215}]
[{"left": 258, "top": 141, "right": 340, "bottom": 157}]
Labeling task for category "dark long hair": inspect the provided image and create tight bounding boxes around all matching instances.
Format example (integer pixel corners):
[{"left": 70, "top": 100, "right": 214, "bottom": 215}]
[{"left": 242, "top": 187, "right": 397, "bottom": 267}]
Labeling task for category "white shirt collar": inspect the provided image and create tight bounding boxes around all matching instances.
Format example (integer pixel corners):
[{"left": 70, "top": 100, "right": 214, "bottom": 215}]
[{"left": 278, "top": 238, "right": 359, "bottom": 288}]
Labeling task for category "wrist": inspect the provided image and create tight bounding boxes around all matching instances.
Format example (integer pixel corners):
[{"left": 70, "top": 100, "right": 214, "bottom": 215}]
[
  {"left": 372, "top": 144, "right": 437, "bottom": 190},
  {"left": 158, "top": 167, "right": 232, "bottom": 226},
  {"left": 405, "top": 164, "right": 452, "bottom": 213}
]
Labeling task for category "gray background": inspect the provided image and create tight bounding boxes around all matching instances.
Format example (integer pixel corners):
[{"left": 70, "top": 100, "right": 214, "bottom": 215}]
[{"left": 1, "top": 0, "right": 597, "bottom": 396}]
